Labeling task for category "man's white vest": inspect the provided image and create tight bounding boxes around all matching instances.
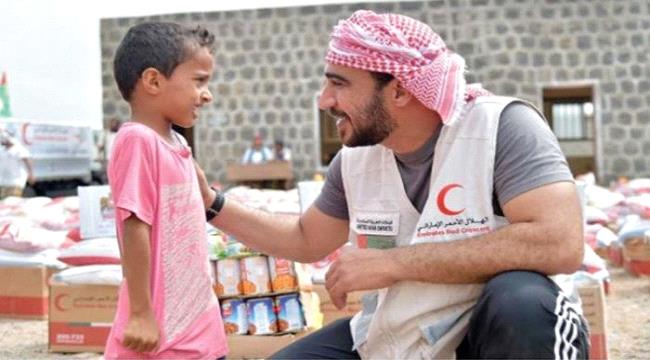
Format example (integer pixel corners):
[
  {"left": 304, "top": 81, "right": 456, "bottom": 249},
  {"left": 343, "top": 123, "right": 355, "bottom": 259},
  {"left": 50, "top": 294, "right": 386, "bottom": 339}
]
[{"left": 341, "top": 97, "right": 518, "bottom": 359}]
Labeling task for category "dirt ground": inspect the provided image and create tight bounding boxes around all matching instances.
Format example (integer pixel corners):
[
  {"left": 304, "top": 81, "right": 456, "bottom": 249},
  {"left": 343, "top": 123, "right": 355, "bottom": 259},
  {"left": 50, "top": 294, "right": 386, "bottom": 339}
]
[
  {"left": 0, "top": 267, "right": 648, "bottom": 359},
  {"left": 606, "top": 267, "right": 650, "bottom": 359}
]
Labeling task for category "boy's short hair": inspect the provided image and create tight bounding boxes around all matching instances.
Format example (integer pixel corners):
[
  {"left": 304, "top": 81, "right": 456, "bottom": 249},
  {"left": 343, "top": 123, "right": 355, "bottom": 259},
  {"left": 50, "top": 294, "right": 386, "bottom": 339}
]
[{"left": 113, "top": 22, "right": 215, "bottom": 101}]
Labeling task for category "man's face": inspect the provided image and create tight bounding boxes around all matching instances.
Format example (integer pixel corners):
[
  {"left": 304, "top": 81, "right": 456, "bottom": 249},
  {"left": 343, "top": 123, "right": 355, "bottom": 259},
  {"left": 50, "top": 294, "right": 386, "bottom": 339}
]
[
  {"left": 159, "top": 46, "right": 215, "bottom": 128},
  {"left": 319, "top": 64, "right": 396, "bottom": 147}
]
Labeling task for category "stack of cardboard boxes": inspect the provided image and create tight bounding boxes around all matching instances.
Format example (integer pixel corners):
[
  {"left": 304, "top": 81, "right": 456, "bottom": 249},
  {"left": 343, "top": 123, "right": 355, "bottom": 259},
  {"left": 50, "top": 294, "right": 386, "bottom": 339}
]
[
  {"left": 0, "top": 266, "right": 58, "bottom": 319},
  {"left": 577, "top": 281, "right": 609, "bottom": 360}
]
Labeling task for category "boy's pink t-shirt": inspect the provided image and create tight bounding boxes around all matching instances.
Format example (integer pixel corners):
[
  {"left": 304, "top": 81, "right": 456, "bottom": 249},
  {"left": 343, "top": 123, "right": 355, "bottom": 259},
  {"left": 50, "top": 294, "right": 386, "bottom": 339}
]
[{"left": 105, "top": 122, "right": 227, "bottom": 359}]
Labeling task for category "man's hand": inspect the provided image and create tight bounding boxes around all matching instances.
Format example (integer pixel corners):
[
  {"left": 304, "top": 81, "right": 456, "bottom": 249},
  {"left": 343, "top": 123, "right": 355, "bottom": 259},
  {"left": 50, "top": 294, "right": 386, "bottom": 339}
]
[
  {"left": 325, "top": 247, "right": 399, "bottom": 309},
  {"left": 122, "top": 311, "right": 160, "bottom": 353},
  {"left": 193, "top": 159, "right": 214, "bottom": 209}
]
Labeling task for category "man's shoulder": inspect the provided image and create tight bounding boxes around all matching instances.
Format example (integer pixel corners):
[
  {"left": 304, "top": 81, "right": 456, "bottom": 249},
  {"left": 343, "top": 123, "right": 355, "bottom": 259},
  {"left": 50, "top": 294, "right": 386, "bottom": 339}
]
[{"left": 467, "top": 96, "right": 524, "bottom": 114}]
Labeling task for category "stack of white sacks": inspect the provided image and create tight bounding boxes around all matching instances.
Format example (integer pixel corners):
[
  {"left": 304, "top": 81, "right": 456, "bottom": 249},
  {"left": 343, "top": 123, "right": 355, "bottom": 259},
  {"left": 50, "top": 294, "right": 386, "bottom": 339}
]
[
  {"left": 0, "top": 195, "right": 123, "bottom": 285},
  {"left": 578, "top": 173, "right": 650, "bottom": 278},
  {"left": 53, "top": 190, "right": 122, "bottom": 285},
  {"left": 0, "top": 196, "right": 78, "bottom": 271},
  {"left": 53, "top": 237, "right": 122, "bottom": 286}
]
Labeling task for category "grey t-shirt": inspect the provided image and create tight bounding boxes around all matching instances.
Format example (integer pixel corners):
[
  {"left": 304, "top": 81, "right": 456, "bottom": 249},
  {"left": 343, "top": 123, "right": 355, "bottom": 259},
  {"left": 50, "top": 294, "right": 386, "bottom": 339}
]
[{"left": 315, "top": 102, "right": 573, "bottom": 219}]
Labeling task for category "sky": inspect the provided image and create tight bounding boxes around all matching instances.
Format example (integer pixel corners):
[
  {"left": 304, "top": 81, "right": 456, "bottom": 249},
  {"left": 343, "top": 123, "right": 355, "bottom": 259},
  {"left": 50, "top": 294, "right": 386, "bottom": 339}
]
[{"left": 0, "top": 0, "right": 396, "bottom": 129}]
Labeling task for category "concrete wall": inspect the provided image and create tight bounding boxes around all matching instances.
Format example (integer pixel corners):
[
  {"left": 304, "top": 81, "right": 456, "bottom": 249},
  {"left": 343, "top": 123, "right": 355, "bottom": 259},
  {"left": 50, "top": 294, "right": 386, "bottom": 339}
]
[{"left": 100, "top": 0, "right": 650, "bottom": 184}]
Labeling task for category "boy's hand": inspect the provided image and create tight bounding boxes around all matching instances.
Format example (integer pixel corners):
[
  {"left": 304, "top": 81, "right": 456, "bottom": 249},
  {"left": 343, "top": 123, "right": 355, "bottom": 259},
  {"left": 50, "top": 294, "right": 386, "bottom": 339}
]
[
  {"left": 193, "top": 159, "right": 215, "bottom": 209},
  {"left": 122, "top": 311, "right": 160, "bottom": 353}
]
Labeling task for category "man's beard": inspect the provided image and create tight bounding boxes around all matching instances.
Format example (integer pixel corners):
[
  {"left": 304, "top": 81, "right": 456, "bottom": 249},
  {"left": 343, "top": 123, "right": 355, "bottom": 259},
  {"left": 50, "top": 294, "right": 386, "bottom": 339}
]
[{"left": 328, "top": 94, "right": 395, "bottom": 147}]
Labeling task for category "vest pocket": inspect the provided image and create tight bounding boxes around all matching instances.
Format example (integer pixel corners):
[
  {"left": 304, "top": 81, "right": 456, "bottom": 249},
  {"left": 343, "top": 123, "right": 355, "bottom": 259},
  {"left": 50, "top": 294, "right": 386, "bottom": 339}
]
[{"left": 350, "top": 292, "right": 379, "bottom": 351}]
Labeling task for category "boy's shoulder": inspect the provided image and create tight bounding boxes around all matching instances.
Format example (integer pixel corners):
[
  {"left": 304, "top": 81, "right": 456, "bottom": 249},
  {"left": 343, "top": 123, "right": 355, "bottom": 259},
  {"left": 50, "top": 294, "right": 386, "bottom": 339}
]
[{"left": 115, "top": 122, "right": 157, "bottom": 144}]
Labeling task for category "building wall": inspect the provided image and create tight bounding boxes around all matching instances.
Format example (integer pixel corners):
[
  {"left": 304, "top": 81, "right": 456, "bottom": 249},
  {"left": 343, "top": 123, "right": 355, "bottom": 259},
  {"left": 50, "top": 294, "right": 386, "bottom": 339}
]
[{"left": 100, "top": 0, "right": 650, "bottom": 184}]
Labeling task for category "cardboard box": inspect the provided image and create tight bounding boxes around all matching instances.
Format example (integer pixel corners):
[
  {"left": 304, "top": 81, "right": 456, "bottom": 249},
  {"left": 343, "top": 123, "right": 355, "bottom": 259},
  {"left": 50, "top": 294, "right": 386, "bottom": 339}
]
[
  {"left": 227, "top": 331, "right": 310, "bottom": 359},
  {"left": 577, "top": 281, "right": 608, "bottom": 360},
  {"left": 48, "top": 283, "right": 119, "bottom": 353},
  {"left": 622, "top": 238, "right": 650, "bottom": 276},
  {"left": 78, "top": 185, "right": 116, "bottom": 239},
  {"left": 0, "top": 266, "right": 58, "bottom": 319},
  {"left": 607, "top": 244, "right": 624, "bottom": 267}
]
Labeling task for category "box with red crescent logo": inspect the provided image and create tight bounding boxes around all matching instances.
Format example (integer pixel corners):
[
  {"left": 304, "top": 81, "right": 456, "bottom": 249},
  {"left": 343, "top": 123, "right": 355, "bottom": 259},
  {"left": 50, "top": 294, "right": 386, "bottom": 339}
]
[{"left": 48, "top": 283, "right": 119, "bottom": 353}]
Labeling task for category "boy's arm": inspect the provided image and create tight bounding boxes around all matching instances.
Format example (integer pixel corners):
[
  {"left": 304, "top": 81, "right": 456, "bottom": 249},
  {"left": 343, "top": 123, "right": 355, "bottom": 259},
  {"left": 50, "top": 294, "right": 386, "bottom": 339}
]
[{"left": 121, "top": 214, "right": 160, "bottom": 353}]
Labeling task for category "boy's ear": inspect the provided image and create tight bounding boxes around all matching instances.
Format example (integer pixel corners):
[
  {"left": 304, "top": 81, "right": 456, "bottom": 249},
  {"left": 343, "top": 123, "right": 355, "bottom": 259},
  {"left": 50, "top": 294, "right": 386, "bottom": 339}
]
[{"left": 140, "top": 67, "right": 164, "bottom": 96}]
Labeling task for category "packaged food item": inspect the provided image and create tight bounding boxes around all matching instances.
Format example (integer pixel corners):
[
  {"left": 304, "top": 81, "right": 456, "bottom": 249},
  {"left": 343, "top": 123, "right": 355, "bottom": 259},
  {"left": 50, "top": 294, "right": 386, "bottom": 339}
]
[
  {"left": 215, "top": 258, "right": 241, "bottom": 297},
  {"left": 221, "top": 299, "right": 247, "bottom": 335},
  {"left": 246, "top": 297, "right": 277, "bottom": 335},
  {"left": 268, "top": 256, "right": 298, "bottom": 292},
  {"left": 239, "top": 256, "right": 271, "bottom": 295},
  {"left": 275, "top": 294, "right": 305, "bottom": 332}
]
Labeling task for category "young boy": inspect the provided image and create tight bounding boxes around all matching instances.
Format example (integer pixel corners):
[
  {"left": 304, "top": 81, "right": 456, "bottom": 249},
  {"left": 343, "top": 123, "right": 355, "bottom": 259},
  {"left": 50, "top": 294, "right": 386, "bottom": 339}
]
[{"left": 105, "top": 22, "right": 227, "bottom": 359}]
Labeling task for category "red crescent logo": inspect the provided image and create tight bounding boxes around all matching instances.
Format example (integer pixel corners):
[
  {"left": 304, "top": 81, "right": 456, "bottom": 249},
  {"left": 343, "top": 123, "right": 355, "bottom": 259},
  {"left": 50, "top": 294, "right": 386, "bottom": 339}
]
[
  {"left": 54, "top": 294, "right": 69, "bottom": 312},
  {"left": 21, "top": 123, "right": 32, "bottom": 146},
  {"left": 437, "top": 183, "right": 464, "bottom": 216}
]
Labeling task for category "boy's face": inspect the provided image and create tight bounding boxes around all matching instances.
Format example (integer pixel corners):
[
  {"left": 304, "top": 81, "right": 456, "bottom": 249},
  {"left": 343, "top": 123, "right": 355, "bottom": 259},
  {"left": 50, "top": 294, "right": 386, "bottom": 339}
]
[{"left": 159, "top": 46, "right": 214, "bottom": 128}]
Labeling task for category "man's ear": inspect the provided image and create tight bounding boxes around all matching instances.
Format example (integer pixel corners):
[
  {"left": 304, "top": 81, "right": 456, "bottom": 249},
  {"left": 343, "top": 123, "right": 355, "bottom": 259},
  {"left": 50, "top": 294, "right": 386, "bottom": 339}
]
[
  {"left": 390, "top": 81, "right": 413, "bottom": 108},
  {"left": 140, "top": 67, "right": 164, "bottom": 96}
]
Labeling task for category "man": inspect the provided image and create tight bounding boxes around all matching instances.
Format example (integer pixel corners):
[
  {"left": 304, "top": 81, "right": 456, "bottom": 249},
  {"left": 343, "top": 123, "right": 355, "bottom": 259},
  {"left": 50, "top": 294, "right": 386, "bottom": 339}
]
[
  {"left": 103, "top": 118, "right": 122, "bottom": 162},
  {"left": 0, "top": 129, "right": 34, "bottom": 198},
  {"left": 197, "top": 10, "right": 588, "bottom": 359},
  {"left": 272, "top": 139, "right": 292, "bottom": 162},
  {"left": 241, "top": 133, "right": 273, "bottom": 164}
]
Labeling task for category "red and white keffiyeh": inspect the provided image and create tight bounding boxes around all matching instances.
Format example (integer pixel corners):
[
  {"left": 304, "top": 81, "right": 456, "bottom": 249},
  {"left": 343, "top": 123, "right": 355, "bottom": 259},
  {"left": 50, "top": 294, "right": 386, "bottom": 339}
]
[{"left": 326, "top": 10, "right": 490, "bottom": 125}]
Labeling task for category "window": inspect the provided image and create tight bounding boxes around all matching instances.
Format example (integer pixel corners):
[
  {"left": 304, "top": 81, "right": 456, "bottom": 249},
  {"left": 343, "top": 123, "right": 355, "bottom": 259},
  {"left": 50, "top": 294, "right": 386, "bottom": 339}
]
[
  {"left": 542, "top": 85, "right": 597, "bottom": 178},
  {"left": 542, "top": 86, "right": 594, "bottom": 141}
]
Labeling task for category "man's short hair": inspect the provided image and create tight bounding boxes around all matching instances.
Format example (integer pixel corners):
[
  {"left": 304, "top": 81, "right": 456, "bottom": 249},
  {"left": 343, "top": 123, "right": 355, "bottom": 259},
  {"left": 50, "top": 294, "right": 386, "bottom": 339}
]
[
  {"left": 113, "top": 22, "right": 215, "bottom": 101},
  {"left": 370, "top": 71, "right": 394, "bottom": 90}
]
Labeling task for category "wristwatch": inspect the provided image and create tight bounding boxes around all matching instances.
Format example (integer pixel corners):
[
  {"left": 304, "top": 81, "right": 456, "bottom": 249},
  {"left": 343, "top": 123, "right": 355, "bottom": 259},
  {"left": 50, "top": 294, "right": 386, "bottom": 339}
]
[{"left": 205, "top": 187, "right": 225, "bottom": 222}]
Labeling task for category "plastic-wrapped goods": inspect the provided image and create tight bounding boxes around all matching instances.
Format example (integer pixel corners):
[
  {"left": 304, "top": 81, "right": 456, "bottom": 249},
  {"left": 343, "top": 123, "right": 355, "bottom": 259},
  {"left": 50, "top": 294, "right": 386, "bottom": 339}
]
[
  {"left": 31, "top": 197, "right": 80, "bottom": 231},
  {"left": 246, "top": 297, "right": 277, "bottom": 334},
  {"left": 268, "top": 256, "right": 298, "bottom": 292},
  {"left": 57, "top": 237, "right": 120, "bottom": 266},
  {"left": 617, "top": 217, "right": 650, "bottom": 245},
  {"left": 584, "top": 184, "right": 625, "bottom": 209},
  {"left": 626, "top": 178, "right": 650, "bottom": 195},
  {"left": 0, "top": 248, "right": 66, "bottom": 268},
  {"left": 221, "top": 299, "right": 248, "bottom": 335},
  {"left": 239, "top": 256, "right": 271, "bottom": 295},
  {"left": 585, "top": 206, "right": 609, "bottom": 225},
  {"left": 581, "top": 244, "right": 610, "bottom": 282},
  {"left": 0, "top": 217, "right": 70, "bottom": 252},
  {"left": 626, "top": 194, "right": 650, "bottom": 219},
  {"left": 276, "top": 294, "right": 305, "bottom": 332},
  {"left": 51, "top": 264, "right": 122, "bottom": 285},
  {"left": 214, "top": 258, "right": 241, "bottom": 297}
]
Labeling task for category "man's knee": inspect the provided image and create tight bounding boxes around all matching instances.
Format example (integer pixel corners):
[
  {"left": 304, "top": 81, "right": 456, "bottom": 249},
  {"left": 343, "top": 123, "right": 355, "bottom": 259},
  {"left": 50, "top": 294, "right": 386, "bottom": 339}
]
[
  {"left": 462, "top": 271, "right": 589, "bottom": 359},
  {"left": 479, "top": 271, "right": 559, "bottom": 333}
]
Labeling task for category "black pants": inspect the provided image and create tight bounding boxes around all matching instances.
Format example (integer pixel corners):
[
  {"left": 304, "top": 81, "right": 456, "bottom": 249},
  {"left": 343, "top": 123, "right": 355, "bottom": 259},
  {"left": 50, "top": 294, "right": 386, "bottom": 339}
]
[{"left": 271, "top": 271, "right": 590, "bottom": 359}]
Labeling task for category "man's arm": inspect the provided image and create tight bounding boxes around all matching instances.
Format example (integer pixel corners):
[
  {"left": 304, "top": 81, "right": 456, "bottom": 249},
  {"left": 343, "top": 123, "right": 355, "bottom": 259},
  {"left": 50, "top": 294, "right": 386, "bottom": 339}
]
[
  {"left": 120, "top": 215, "right": 160, "bottom": 353},
  {"left": 395, "top": 181, "right": 584, "bottom": 282},
  {"left": 325, "top": 181, "right": 584, "bottom": 308},
  {"left": 196, "top": 163, "right": 349, "bottom": 263},
  {"left": 22, "top": 158, "right": 35, "bottom": 185}
]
